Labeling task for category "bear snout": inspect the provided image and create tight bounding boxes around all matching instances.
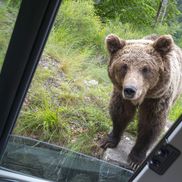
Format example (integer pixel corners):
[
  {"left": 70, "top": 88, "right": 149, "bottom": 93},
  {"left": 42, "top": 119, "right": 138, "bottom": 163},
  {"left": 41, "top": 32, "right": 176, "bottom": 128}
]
[{"left": 123, "top": 86, "right": 137, "bottom": 99}]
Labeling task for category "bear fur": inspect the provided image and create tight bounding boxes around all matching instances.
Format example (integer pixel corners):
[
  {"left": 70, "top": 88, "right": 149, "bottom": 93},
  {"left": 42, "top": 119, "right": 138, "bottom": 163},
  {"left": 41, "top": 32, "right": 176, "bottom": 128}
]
[{"left": 101, "top": 34, "right": 182, "bottom": 169}]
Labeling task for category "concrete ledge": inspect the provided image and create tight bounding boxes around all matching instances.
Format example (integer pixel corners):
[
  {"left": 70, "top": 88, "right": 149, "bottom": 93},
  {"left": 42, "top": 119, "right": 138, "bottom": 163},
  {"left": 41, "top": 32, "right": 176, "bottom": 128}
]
[
  {"left": 102, "top": 121, "right": 173, "bottom": 169},
  {"left": 103, "top": 133, "right": 135, "bottom": 169}
]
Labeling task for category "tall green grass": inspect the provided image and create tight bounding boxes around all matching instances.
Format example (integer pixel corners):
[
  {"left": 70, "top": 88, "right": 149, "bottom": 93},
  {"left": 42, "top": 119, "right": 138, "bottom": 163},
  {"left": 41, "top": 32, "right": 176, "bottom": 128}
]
[{"left": 0, "top": 2, "right": 18, "bottom": 68}]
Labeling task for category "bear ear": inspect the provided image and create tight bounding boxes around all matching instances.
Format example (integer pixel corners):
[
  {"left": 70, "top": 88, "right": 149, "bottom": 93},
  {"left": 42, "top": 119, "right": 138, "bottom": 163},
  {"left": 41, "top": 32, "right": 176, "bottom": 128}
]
[
  {"left": 105, "top": 34, "right": 125, "bottom": 54},
  {"left": 153, "top": 35, "right": 173, "bottom": 55}
]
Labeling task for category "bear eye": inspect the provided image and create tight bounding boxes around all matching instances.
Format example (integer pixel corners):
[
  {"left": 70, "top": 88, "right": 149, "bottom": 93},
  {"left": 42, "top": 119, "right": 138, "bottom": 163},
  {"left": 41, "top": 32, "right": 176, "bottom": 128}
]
[
  {"left": 121, "top": 64, "right": 128, "bottom": 72},
  {"left": 142, "top": 66, "right": 150, "bottom": 74}
]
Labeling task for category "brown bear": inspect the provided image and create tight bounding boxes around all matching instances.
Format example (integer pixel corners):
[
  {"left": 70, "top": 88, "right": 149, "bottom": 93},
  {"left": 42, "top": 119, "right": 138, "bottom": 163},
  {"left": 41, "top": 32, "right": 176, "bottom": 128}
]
[{"left": 101, "top": 34, "right": 182, "bottom": 170}]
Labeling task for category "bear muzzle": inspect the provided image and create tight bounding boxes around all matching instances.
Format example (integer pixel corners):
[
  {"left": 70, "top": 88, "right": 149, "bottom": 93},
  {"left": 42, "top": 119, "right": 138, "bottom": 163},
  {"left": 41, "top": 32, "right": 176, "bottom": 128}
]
[{"left": 123, "top": 86, "right": 137, "bottom": 99}]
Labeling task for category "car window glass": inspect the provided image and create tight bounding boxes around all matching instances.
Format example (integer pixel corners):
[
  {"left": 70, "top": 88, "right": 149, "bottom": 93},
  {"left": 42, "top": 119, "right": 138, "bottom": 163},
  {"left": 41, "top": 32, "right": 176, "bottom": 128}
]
[{"left": 0, "top": 0, "right": 182, "bottom": 181}]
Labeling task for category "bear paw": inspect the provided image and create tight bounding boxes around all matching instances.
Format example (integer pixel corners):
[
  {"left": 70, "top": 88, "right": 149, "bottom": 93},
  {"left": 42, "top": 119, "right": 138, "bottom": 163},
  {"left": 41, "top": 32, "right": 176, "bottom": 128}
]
[
  {"left": 128, "top": 159, "right": 141, "bottom": 171},
  {"left": 127, "top": 151, "right": 146, "bottom": 171},
  {"left": 100, "top": 132, "right": 120, "bottom": 150}
]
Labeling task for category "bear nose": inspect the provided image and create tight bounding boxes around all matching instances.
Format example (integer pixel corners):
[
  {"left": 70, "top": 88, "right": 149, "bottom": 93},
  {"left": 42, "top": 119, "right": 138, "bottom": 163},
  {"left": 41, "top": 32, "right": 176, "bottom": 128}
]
[{"left": 124, "top": 86, "right": 137, "bottom": 98}]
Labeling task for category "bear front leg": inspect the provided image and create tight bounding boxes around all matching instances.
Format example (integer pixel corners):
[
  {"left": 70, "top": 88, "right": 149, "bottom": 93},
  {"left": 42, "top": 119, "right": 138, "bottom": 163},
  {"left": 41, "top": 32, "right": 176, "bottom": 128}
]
[
  {"left": 101, "top": 90, "right": 136, "bottom": 149},
  {"left": 128, "top": 98, "right": 169, "bottom": 170}
]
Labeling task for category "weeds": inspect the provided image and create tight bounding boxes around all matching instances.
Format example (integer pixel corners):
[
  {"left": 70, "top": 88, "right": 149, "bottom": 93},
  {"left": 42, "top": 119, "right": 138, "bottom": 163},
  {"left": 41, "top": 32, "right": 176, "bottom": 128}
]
[{"left": 0, "top": 3, "right": 18, "bottom": 68}]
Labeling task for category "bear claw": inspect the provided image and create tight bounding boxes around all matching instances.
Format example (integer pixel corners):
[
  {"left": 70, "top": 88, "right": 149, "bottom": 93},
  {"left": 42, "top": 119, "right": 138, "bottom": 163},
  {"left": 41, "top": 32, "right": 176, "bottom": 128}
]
[
  {"left": 100, "top": 139, "right": 118, "bottom": 150},
  {"left": 128, "top": 161, "right": 140, "bottom": 171},
  {"left": 100, "top": 133, "right": 120, "bottom": 150},
  {"left": 127, "top": 151, "right": 145, "bottom": 171}
]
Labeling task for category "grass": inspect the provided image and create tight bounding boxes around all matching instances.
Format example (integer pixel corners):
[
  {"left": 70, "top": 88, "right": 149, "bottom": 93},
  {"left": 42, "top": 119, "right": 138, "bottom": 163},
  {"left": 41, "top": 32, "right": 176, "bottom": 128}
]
[
  {"left": 169, "top": 96, "right": 182, "bottom": 121},
  {"left": 0, "top": 2, "right": 18, "bottom": 69},
  {"left": 0, "top": 0, "right": 182, "bottom": 157}
]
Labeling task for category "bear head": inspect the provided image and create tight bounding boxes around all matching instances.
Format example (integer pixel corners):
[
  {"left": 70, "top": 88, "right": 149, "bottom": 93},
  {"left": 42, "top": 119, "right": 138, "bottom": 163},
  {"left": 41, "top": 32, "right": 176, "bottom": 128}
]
[{"left": 106, "top": 34, "right": 173, "bottom": 105}]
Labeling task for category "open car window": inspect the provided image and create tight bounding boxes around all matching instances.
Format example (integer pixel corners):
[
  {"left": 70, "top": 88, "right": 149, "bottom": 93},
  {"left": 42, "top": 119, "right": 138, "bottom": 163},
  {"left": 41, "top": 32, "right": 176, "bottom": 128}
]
[{"left": 0, "top": 0, "right": 181, "bottom": 182}]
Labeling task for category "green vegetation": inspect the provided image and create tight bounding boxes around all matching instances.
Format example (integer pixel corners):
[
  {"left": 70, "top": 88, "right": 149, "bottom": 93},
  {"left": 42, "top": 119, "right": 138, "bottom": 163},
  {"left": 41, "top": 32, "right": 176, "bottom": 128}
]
[
  {"left": 95, "top": 0, "right": 180, "bottom": 27},
  {"left": 0, "top": 2, "right": 18, "bottom": 67},
  {"left": 0, "top": 0, "right": 182, "bottom": 157}
]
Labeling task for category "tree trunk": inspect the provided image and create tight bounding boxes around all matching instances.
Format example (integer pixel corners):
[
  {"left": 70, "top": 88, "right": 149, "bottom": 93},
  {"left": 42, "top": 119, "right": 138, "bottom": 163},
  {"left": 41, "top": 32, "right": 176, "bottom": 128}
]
[{"left": 155, "top": 0, "right": 168, "bottom": 26}]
